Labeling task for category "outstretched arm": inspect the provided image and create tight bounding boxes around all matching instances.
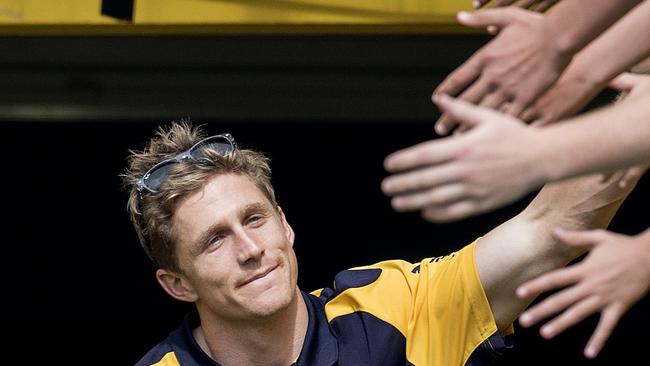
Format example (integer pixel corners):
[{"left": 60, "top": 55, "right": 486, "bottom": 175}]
[
  {"left": 474, "top": 169, "right": 639, "bottom": 331},
  {"left": 382, "top": 74, "right": 650, "bottom": 222}
]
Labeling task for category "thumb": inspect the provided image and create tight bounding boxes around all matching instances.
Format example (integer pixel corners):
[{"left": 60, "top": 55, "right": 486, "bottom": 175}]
[
  {"left": 432, "top": 94, "right": 501, "bottom": 130},
  {"left": 457, "top": 8, "right": 520, "bottom": 28},
  {"left": 552, "top": 227, "right": 603, "bottom": 249},
  {"left": 608, "top": 72, "right": 638, "bottom": 92}
]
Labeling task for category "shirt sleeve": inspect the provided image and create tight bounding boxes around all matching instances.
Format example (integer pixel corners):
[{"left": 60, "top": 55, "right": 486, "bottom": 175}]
[{"left": 322, "top": 239, "right": 505, "bottom": 366}]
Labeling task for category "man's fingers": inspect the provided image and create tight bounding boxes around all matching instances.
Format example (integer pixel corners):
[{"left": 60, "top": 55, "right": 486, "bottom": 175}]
[
  {"left": 521, "top": 104, "right": 542, "bottom": 123},
  {"left": 391, "top": 184, "right": 470, "bottom": 212},
  {"left": 531, "top": 0, "right": 558, "bottom": 13},
  {"left": 504, "top": 100, "right": 527, "bottom": 117},
  {"left": 584, "top": 306, "right": 624, "bottom": 359},
  {"left": 514, "top": 0, "right": 537, "bottom": 9},
  {"left": 608, "top": 72, "right": 638, "bottom": 92},
  {"left": 383, "top": 138, "right": 461, "bottom": 173},
  {"left": 457, "top": 8, "right": 522, "bottom": 29},
  {"left": 539, "top": 296, "right": 601, "bottom": 339},
  {"left": 478, "top": 91, "right": 510, "bottom": 111},
  {"left": 473, "top": 0, "right": 491, "bottom": 9},
  {"left": 552, "top": 228, "right": 605, "bottom": 249},
  {"left": 421, "top": 201, "right": 478, "bottom": 223},
  {"left": 434, "top": 94, "right": 501, "bottom": 129},
  {"left": 434, "top": 80, "right": 493, "bottom": 134},
  {"left": 517, "top": 265, "right": 582, "bottom": 301},
  {"left": 618, "top": 165, "right": 648, "bottom": 188},
  {"left": 382, "top": 164, "right": 461, "bottom": 196},
  {"left": 433, "top": 58, "right": 482, "bottom": 98}
]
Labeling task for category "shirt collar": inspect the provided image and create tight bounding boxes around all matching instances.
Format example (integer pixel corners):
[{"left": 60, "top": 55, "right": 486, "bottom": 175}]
[
  {"left": 173, "top": 291, "right": 339, "bottom": 366},
  {"left": 294, "top": 291, "right": 339, "bottom": 366}
]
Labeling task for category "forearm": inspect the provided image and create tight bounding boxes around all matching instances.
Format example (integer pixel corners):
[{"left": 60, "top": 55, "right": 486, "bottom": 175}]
[
  {"left": 477, "top": 171, "right": 637, "bottom": 330},
  {"left": 545, "top": 0, "right": 640, "bottom": 55},
  {"left": 563, "top": 1, "right": 650, "bottom": 89},
  {"left": 538, "top": 93, "right": 650, "bottom": 182}
]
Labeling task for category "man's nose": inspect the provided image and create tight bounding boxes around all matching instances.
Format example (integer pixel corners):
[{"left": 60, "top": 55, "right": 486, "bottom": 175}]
[{"left": 236, "top": 230, "right": 264, "bottom": 263}]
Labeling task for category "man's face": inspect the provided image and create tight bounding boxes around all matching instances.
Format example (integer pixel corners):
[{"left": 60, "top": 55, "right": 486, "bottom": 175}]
[{"left": 170, "top": 173, "right": 298, "bottom": 321}]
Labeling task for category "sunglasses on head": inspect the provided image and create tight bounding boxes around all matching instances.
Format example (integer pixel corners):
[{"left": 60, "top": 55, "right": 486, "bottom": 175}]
[{"left": 136, "top": 133, "right": 236, "bottom": 194}]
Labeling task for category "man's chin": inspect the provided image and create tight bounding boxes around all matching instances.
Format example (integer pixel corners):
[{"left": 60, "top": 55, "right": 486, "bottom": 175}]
[{"left": 242, "top": 286, "right": 296, "bottom": 318}]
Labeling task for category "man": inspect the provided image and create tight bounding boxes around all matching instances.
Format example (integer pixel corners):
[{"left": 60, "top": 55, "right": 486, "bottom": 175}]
[{"left": 125, "top": 122, "right": 637, "bottom": 366}]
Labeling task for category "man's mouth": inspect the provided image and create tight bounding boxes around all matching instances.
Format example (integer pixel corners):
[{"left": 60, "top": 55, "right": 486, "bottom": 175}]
[{"left": 238, "top": 264, "right": 279, "bottom": 287}]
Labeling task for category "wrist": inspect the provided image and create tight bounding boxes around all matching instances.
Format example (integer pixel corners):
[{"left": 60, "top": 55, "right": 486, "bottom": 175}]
[
  {"left": 531, "top": 127, "right": 566, "bottom": 183},
  {"left": 567, "top": 52, "right": 613, "bottom": 90},
  {"left": 544, "top": 14, "right": 583, "bottom": 58}
]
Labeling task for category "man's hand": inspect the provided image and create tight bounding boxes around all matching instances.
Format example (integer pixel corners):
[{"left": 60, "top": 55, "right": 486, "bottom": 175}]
[
  {"left": 382, "top": 94, "right": 545, "bottom": 222},
  {"left": 433, "top": 8, "right": 572, "bottom": 135},
  {"left": 521, "top": 70, "right": 650, "bottom": 126},
  {"left": 520, "top": 69, "right": 601, "bottom": 126},
  {"left": 597, "top": 73, "right": 650, "bottom": 186},
  {"left": 474, "top": 0, "right": 560, "bottom": 13},
  {"left": 517, "top": 228, "right": 650, "bottom": 358}
]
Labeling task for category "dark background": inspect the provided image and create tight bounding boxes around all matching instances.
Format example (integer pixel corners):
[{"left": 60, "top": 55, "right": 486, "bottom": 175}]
[{"left": 3, "top": 35, "right": 648, "bottom": 365}]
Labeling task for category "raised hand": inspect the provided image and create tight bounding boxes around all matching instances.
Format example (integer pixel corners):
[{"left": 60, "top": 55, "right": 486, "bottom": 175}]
[
  {"left": 517, "top": 228, "right": 650, "bottom": 358},
  {"left": 433, "top": 8, "right": 572, "bottom": 135},
  {"left": 522, "top": 71, "right": 650, "bottom": 126},
  {"left": 382, "top": 94, "right": 546, "bottom": 222}
]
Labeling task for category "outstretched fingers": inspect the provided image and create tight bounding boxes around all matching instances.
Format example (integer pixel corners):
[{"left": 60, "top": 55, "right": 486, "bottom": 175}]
[
  {"left": 552, "top": 228, "right": 605, "bottom": 250},
  {"left": 457, "top": 8, "right": 524, "bottom": 29},
  {"left": 433, "top": 93, "right": 502, "bottom": 135},
  {"left": 382, "top": 164, "right": 462, "bottom": 197},
  {"left": 421, "top": 201, "right": 478, "bottom": 222},
  {"left": 383, "top": 138, "right": 460, "bottom": 173},
  {"left": 537, "top": 296, "right": 601, "bottom": 339},
  {"left": 391, "top": 183, "right": 470, "bottom": 212},
  {"left": 517, "top": 265, "right": 583, "bottom": 302},
  {"left": 584, "top": 306, "right": 624, "bottom": 358}
]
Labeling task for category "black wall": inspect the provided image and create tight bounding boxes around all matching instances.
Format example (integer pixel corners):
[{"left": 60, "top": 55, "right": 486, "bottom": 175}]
[{"left": 3, "top": 35, "right": 648, "bottom": 365}]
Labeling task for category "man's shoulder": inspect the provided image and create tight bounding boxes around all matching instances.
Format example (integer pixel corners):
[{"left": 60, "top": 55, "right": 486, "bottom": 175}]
[
  {"left": 309, "top": 259, "right": 417, "bottom": 299},
  {"left": 133, "top": 317, "right": 197, "bottom": 366},
  {"left": 135, "top": 340, "right": 179, "bottom": 366}
]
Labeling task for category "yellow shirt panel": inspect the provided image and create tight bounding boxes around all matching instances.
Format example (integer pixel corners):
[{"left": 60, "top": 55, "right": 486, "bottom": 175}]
[{"left": 323, "top": 240, "right": 498, "bottom": 366}]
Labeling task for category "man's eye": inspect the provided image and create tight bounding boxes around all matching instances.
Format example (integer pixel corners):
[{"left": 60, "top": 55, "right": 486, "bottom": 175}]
[
  {"left": 209, "top": 234, "right": 225, "bottom": 246},
  {"left": 247, "top": 214, "right": 265, "bottom": 226}
]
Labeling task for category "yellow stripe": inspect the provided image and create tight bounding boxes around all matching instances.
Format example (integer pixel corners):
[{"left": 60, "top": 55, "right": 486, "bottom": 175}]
[
  {"left": 151, "top": 351, "right": 181, "bottom": 366},
  {"left": 310, "top": 288, "right": 324, "bottom": 297},
  {"left": 324, "top": 260, "right": 415, "bottom": 337}
]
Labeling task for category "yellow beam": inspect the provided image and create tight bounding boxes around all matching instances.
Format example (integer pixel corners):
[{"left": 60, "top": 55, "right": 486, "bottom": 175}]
[{"left": 0, "top": 0, "right": 477, "bottom": 35}]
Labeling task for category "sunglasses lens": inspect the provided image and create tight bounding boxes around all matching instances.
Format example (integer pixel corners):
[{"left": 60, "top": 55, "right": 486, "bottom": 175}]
[
  {"left": 138, "top": 134, "right": 235, "bottom": 195},
  {"left": 189, "top": 138, "right": 233, "bottom": 159},
  {"left": 143, "top": 161, "right": 175, "bottom": 192}
]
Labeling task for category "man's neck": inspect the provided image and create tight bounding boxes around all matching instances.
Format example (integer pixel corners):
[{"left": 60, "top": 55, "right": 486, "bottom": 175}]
[{"left": 193, "top": 289, "right": 309, "bottom": 366}]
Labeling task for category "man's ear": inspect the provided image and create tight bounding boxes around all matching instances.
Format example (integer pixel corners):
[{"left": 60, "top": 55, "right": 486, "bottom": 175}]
[
  {"left": 156, "top": 269, "right": 199, "bottom": 303},
  {"left": 277, "top": 206, "right": 295, "bottom": 247}
]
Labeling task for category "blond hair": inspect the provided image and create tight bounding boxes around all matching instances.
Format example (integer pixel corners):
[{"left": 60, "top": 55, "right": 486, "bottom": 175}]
[{"left": 122, "top": 122, "right": 277, "bottom": 271}]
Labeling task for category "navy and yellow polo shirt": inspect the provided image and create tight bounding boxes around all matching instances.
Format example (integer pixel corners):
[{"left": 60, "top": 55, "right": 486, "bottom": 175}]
[{"left": 136, "top": 240, "right": 513, "bottom": 366}]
